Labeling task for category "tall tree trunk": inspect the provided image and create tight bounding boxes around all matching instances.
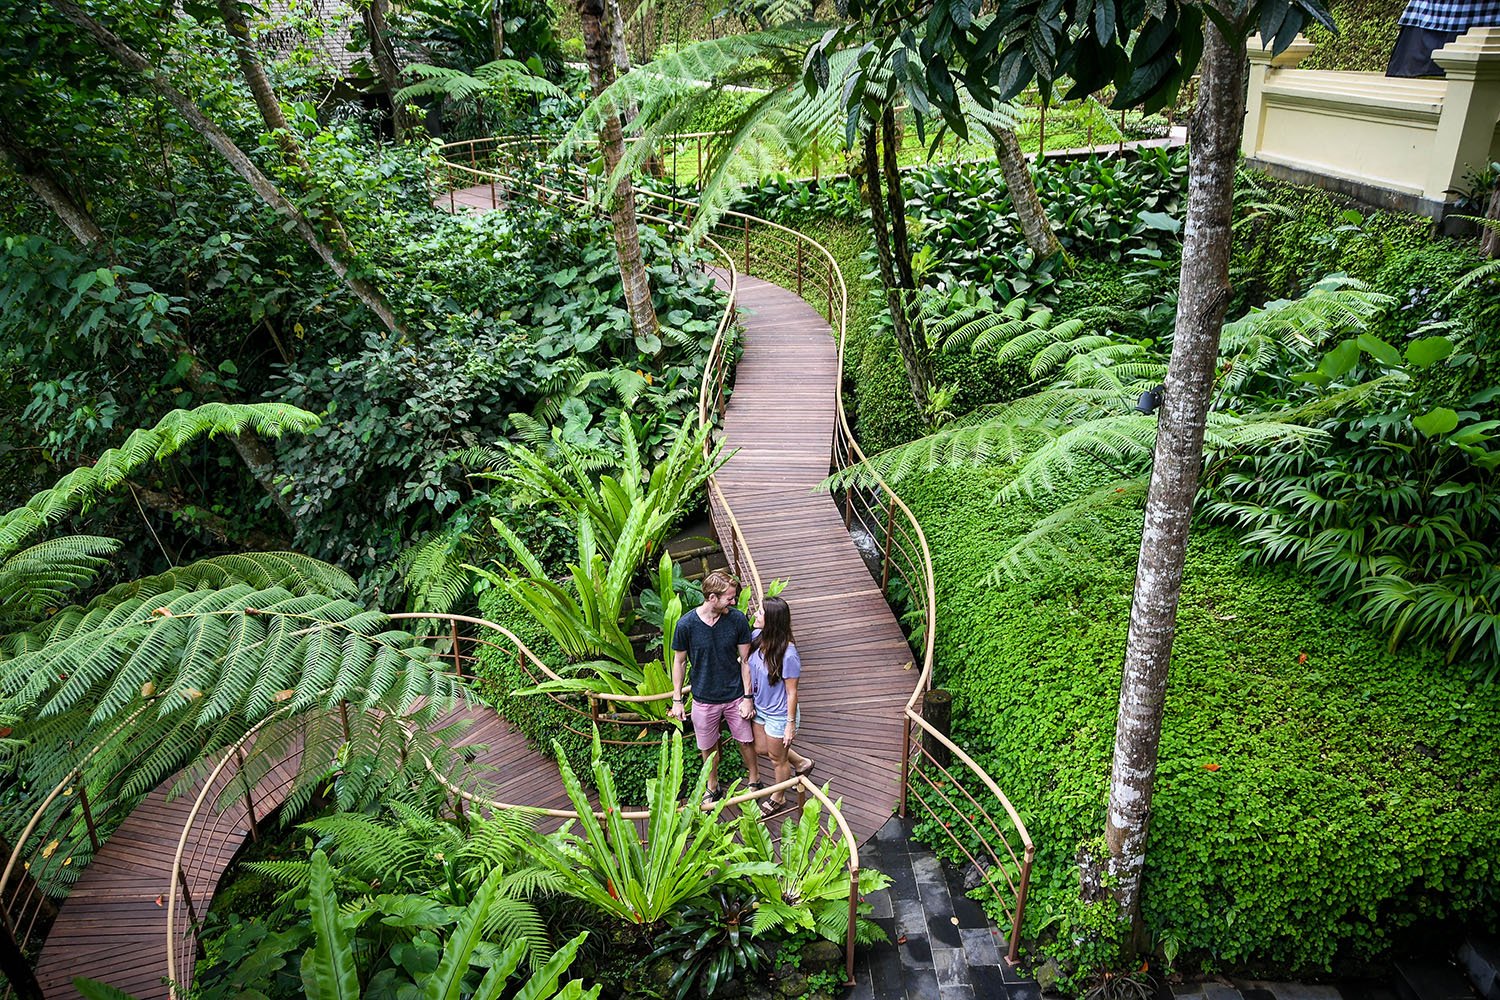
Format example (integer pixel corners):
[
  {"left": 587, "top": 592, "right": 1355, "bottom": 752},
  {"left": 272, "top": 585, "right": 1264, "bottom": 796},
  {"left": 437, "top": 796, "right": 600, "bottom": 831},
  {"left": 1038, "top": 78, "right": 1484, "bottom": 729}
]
[
  {"left": 0, "top": 126, "right": 106, "bottom": 246},
  {"left": 51, "top": 0, "right": 406, "bottom": 340},
  {"left": 360, "top": 0, "right": 415, "bottom": 140},
  {"left": 491, "top": 0, "right": 505, "bottom": 58},
  {"left": 1482, "top": 186, "right": 1500, "bottom": 258},
  {"left": 862, "top": 122, "right": 929, "bottom": 415},
  {"left": 1101, "top": 17, "right": 1248, "bottom": 942},
  {"left": 216, "top": 0, "right": 358, "bottom": 257},
  {"left": 577, "top": 0, "right": 659, "bottom": 344},
  {"left": 988, "top": 124, "right": 1062, "bottom": 260}
]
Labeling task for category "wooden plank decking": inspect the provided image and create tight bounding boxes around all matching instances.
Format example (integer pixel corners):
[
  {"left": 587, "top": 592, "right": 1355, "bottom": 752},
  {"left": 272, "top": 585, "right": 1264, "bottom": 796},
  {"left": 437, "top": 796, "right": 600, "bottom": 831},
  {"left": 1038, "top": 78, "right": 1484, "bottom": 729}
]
[
  {"left": 31, "top": 197, "right": 914, "bottom": 998},
  {"left": 32, "top": 705, "right": 577, "bottom": 999},
  {"left": 713, "top": 273, "right": 913, "bottom": 843}
]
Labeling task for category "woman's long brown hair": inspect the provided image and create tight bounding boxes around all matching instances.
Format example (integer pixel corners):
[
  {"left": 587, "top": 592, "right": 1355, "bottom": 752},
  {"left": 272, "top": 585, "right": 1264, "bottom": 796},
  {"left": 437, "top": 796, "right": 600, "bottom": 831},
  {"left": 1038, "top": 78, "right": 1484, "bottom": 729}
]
[{"left": 751, "top": 596, "right": 795, "bottom": 686}]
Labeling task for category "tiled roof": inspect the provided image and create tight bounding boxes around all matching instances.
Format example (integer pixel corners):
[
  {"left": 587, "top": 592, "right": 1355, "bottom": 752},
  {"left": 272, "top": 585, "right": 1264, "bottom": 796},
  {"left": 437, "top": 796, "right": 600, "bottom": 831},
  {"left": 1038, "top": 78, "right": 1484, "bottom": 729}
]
[{"left": 254, "top": 0, "right": 370, "bottom": 79}]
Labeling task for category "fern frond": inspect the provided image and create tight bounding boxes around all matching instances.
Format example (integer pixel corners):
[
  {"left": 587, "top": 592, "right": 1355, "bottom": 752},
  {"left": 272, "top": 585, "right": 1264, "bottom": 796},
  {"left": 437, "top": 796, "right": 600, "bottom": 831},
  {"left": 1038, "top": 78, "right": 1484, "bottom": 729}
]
[
  {"left": 0, "top": 535, "right": 119, "bottom": 629},
  {"left": 0, "top": 403, "right": 318, "bottom": 560}
]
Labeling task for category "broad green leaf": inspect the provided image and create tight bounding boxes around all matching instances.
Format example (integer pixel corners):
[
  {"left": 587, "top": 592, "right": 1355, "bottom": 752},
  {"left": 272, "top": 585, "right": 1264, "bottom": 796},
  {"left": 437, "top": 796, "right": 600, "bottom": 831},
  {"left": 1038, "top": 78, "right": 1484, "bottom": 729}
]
[
  {"left": 1355, "top": 334, "right": 1400, "bottom": 366},
  {"left": 303, "top": 851, "right": 360, "bottom": 1000},
  {"left": 1404, "top": 336, "right": 1454, "bottom": 368},
  {"left": 1319, "top": 339, "right": 1359, "bottom": 379},
  {"left": 1412, "top": 407, "right": 1459, "bottom": 437}
]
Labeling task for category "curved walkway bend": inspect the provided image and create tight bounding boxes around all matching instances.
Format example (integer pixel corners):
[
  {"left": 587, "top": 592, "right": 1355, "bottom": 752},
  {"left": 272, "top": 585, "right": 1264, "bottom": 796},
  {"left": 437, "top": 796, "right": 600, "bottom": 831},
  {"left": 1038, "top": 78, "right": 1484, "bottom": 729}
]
[
  {"left": 31, "top": 703, "right": 574, "bottom": 999},
  {"left": 28, "top": 186, "right": 911, "bottom": 1000}
]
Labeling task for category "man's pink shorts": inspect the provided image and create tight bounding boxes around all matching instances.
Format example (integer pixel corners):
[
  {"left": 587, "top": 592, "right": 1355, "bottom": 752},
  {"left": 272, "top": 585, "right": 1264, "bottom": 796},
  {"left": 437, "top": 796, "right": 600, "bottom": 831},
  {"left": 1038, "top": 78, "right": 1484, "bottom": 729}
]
[{"left": 690, "top": 698, "right": 753, "bottom": 751}]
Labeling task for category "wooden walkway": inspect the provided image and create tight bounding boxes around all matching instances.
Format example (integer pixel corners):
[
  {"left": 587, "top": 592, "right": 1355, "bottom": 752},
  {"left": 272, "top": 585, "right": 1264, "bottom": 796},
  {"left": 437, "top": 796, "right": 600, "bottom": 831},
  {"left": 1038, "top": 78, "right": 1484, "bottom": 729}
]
[
  {"left": 33, "top": 704, "right": 577, "bottom": 999},
  {"left": 31, "top": 194, "right": 915, "bottom": 999},
  {"left": 712, "top": 273, "right": 913, "bottom": 842}
]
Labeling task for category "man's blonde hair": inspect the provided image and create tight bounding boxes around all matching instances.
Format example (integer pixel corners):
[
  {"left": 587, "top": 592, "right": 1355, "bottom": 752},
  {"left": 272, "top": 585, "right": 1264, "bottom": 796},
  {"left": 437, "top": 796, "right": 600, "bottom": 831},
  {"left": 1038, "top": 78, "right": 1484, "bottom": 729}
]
[{"left": 702, "top": 570, "right": 740, "bottom": 598}]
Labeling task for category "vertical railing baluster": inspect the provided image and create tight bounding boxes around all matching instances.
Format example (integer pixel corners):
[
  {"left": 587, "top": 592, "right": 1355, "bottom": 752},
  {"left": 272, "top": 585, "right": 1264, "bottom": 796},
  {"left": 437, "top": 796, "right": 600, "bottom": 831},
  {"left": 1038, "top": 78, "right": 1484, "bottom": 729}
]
[
  {"left": 450, "top": 621, "right": 464, "bottom": 677},
  {"left": 77, "top": 779, "right": 100, "bottom": 853},
  {"left": 880, "top": 497, "right": 896, "bottom": 596},
  {"left": 235, "top": 747, "right": 258, "bottom": 843}
]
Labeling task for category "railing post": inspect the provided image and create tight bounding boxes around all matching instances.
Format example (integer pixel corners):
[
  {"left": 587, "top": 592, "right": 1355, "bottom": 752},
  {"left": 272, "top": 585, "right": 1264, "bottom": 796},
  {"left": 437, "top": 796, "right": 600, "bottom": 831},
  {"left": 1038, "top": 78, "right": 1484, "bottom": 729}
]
[
  {"left": 489, "top": 176, "right": 497, "bottom": 210},
  {"left": 742, "top": 217, "right": 751, "bottom": 272},
  {"left": 450, "top": 621, "right": 464, "bottom": 677},
  {"left": 795, "top": 240, "right": 804, "bottom": 297},
  {"left": 924, "top": 690, "right": 952, "bottom": 769},
  {"left": 177, "top": 867, "right": 202, "bottom": 943},
  {"left": 696, "top": 137, "right": 703, "bottom": 192},
  {"left": 844, "top": 868, "right": 859, "bottom": 986},
  {"left": 339, "top": 702, "right": 351, "bottom": 742},
  {"left": 842, "top": 489, "right": 854, "bottom": 531},
  {"left": 898, "top": 713, "right": 911, "bottom": 818},
  {"left": 0, "top": 916, "right": 43, "bottom": 1000},
  {"left": 77, "top": 780, "right": 100, "bottom": 853},
  {"left": 1007, "top": 850, "right": 1034, "bottom": 966},
  {"left": 879, "top": 496, "right": 896, "bottom": 596},
  {"left": 235, "top": 747, "right": 258, "bottom": 843}
]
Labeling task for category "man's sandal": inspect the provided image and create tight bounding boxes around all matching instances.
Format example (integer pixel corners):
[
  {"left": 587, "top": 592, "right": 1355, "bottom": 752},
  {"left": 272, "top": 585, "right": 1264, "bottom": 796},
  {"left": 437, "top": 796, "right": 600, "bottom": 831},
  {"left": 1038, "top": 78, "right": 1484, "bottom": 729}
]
[{"left": 745, "top": 781, "right": 766, "bottom": 793}]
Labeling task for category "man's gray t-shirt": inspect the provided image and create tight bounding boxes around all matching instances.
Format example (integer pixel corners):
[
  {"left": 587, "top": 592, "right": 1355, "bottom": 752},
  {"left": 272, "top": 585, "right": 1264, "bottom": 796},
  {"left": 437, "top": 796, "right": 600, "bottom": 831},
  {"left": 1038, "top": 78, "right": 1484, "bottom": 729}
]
[{"left": 672, "top": 607, "right": 752, "bottom": 704}]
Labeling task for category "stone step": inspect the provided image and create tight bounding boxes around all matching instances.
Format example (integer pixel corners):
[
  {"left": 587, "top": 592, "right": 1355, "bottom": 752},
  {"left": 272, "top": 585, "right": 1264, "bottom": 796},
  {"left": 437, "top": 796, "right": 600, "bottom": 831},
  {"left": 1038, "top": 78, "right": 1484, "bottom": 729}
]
[
  {"left": 1395, "top": 960, "right": 1480, "bottom": 1000},
  {"left": 1459, "top": 936, "right": 1500, "bottom": 1000}
]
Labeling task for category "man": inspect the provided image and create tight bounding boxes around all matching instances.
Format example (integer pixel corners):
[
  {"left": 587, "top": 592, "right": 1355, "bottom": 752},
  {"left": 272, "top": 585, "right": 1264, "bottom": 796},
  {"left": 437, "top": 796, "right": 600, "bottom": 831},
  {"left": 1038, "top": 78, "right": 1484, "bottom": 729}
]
[
  {"left": 669, "top": 570, "right": 762, "bottom": 802},
  {"left": 1387, "top": 0, "right": 1500, "bottom": 76}
]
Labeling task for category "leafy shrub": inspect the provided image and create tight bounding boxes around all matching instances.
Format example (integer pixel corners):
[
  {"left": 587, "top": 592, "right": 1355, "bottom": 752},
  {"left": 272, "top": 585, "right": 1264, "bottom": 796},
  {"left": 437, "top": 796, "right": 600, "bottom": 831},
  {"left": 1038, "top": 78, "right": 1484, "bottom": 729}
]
[
  {"left": 898, "top": 463, "right": 1500, "bottom": 975},
  {"left": 1300, "top": 0, "right": 1404, "bottom": 71}
]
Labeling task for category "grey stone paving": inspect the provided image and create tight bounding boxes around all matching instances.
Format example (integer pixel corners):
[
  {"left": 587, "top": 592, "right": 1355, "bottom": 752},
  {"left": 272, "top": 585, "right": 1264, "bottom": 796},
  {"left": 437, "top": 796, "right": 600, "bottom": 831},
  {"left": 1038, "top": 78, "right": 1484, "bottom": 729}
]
[{"left": 850, "top": 816, "right": 1039, "bottom": 1000}]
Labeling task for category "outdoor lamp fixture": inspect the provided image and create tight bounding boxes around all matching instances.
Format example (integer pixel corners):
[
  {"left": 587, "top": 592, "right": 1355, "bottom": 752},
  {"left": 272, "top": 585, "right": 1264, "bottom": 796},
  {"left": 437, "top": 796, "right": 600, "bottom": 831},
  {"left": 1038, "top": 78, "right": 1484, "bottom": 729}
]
[{"left": 1136, "top": 386, "right": 1165, "bottom": 415}]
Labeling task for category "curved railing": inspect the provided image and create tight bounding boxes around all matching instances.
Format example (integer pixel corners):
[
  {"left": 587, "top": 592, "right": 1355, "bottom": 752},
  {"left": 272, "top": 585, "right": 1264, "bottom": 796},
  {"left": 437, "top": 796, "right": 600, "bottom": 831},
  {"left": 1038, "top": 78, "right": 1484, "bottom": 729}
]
[
  {"left": 435, "top": 135, "right": 1036, "bottom": 962},
  {"left": 161, "top": 614, "right": 864, "bottom": 995}
]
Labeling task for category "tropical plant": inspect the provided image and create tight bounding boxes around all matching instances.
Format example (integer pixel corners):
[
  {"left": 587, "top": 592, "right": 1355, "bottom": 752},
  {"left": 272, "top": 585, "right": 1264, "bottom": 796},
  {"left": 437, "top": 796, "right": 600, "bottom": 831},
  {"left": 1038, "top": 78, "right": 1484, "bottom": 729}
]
[
  {"left": 295, "top": 850, "right": 599, "bottom": 1000},
  {"left": 488, "top": 413, "right": 725, "bottom": 558},
  {"left": 395, "top": 58, "right": 565, "bottom": 108},
  {"left": 646, "top": 888, "right": 767, "bottom": 1000},
  {"left": 829, "top": 278, "right": 1396, "bottom": 584},
  {"left": 0, "top": 407, "right": 478, "bottom": 828},
  {"left": 237, "top": 800, "right": 562, "bottom": 969},
  {"left": 734, "top": 795, "right": 890, "bottom": 945},
  {"left": 524, "top": 730, "right": 774, "bottom": 925},
  {"left": 0, "top": 402, "right": 318, "bottom": 633},
  {"left": 1204, "top": 327, "right": 1500, "bottom": 678}
]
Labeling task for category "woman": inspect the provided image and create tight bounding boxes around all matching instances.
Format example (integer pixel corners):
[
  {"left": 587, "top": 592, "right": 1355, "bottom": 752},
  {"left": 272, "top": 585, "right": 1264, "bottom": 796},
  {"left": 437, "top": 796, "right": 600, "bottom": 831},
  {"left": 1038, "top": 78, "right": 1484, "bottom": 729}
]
[{"left": 748, "top": 597, "right": 814, "bottom": 811}]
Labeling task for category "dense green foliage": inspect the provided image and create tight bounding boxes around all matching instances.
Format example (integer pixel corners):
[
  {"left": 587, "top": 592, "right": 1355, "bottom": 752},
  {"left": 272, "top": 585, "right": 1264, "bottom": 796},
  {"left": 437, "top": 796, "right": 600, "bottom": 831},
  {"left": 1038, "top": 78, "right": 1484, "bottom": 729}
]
[
  {"left": 1301, "top": 0, "right": 1405, "bottom": 71},
  {"left": 900, "top": 464, "right": 1500, "bottom": 973}
]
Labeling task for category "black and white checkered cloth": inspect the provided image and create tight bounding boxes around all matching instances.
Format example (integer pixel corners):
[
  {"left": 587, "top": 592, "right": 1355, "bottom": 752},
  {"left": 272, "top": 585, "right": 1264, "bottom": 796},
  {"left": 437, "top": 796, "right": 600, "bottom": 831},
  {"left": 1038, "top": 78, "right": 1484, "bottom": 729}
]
[{"left": 1398, "top": 0, "right": 1500, "bottom": 33}]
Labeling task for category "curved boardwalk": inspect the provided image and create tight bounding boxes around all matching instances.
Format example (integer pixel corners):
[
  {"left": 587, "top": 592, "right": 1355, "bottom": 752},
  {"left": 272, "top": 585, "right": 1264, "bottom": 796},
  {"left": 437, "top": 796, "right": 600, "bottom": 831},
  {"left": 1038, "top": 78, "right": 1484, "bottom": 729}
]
[
  {"left": 710, "top": 273, "right": 914, "bottom": 840},
  {"left": 33, "top": 705, "right": 575, "bottom": 999},
  {"left": 30, "top": 195, "right": 912, "bottom": 999}
]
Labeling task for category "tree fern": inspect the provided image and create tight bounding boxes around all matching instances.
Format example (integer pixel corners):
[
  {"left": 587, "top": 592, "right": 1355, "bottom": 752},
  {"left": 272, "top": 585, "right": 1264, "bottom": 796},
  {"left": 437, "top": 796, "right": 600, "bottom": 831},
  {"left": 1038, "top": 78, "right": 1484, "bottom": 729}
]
[
  {"left": 396, "top": 60, "right": 565, "bottom": 105},
  {"left": 0, "top": 402, "right": 317, "bottom": 561},
  {"left": 0, "top": 535, "right": 119, "bottom": 631}
]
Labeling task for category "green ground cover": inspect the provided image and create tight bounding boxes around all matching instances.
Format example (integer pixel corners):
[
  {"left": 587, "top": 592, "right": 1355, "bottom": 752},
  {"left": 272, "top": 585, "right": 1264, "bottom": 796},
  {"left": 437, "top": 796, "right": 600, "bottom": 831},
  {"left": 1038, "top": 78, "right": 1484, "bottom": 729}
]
[{"left": 900, "top": 463, "right": 1500, "bottom": 974}]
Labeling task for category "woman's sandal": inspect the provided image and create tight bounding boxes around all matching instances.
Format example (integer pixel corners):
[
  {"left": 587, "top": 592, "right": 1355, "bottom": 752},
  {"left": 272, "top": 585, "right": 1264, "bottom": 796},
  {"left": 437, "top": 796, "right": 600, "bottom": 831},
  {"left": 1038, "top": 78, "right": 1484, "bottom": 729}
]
[
  {"left": 759, "top": 796, "right": 789, "bottom": 813},
  {"left": 745, "top": 781, "right": 766, "bottom": 793},
  {"left": 794, "top": 758, "right": 816, "bottom": 777}
]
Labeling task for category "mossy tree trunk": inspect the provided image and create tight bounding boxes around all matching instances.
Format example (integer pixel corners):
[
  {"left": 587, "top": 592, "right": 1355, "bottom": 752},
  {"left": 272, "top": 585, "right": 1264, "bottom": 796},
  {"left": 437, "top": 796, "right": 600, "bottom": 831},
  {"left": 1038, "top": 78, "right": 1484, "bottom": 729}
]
[
  {"left": 576, "top": 0, "right": 659, "bottom": 346},
  {"left": 861, "top": 114, "right": 930, "bottom": 416}
]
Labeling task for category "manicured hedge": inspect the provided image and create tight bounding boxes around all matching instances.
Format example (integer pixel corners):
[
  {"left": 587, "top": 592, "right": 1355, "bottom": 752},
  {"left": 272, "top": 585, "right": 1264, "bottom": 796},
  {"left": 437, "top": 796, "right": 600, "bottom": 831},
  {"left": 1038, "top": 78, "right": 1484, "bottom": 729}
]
[{"left": 898, "top": 464, "right": 1500, "bottom": 974}]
